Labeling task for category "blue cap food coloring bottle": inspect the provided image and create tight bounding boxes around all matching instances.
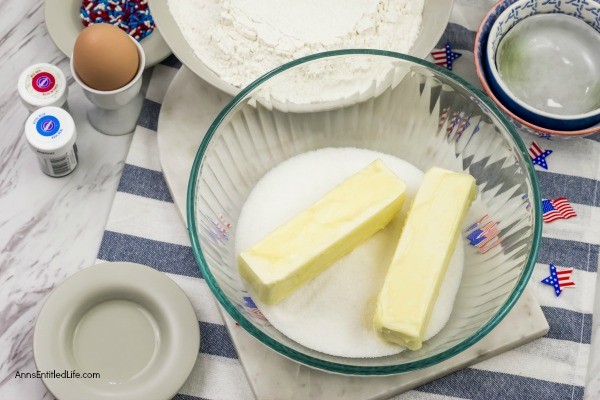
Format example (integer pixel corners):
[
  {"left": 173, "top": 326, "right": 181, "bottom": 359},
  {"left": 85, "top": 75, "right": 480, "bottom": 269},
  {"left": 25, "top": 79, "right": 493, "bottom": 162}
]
[{"left": 24, "top": 107, "right": 78, "bottom": 177}]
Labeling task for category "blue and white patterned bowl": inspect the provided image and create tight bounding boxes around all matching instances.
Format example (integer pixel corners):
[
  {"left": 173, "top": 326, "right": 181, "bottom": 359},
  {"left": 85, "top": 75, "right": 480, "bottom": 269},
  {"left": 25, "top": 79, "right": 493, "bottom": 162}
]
[
  {"left": 485, "top": 0, "right": 600, "bottom": 131},
  {"left": 475, "top": 0, "right": 600, "bottom": 138}
]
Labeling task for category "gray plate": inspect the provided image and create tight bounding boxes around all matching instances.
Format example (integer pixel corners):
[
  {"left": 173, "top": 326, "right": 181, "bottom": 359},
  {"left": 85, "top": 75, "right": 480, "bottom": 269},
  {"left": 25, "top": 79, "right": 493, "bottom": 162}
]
[
  {"left": 149, "top": 0, "right": 454, "bottom": 96},
  {"left": 45, "top": 0, "right": 171, "bottom": 68},
  {"left": 33, "top": 262, "right": 199, "bottom": 400}
]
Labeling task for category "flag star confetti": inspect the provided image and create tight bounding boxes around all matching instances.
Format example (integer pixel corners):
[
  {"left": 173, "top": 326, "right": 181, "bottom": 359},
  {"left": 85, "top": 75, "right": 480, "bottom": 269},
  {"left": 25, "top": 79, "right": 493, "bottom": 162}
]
[
  {"left": 465, "top": 215, "right": 502, "bottom": 254},
  {"left": 529, "top": 141, "right": 552, "bottom": 170},
  {"left": 243, "top": 296, "right": 269, "bottom": 322},
  {"left": 541, "top": 264, "right": 575, "bottom": 297},
  {"left": 431, "top": 43, "right": 462, "bottom": 70},
  {"left": 542, "top": 198, "right": 577, "bottom": 223},
  {"left": 438, "top": 107, "right": 450, "bottom": 131}
]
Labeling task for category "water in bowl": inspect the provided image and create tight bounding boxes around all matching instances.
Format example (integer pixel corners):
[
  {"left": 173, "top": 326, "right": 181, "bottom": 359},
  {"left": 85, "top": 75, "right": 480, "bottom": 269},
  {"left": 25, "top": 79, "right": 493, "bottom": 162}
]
[{"left": 497, "top": 14, "right": 600, "bottom": 116}]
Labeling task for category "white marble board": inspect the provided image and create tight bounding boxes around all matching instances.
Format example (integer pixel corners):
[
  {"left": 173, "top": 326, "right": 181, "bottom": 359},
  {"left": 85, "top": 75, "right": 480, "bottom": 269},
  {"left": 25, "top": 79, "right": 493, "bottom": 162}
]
[{"left": 156, "top": 66, "right": 549, "bottom": 400}]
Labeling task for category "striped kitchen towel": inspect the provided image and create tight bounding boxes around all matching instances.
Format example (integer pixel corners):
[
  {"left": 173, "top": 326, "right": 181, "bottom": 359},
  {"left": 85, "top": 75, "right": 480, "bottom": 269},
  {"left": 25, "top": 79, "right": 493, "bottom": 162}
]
[{"left": 96, "top": 1, "right": 600, "bottom": 399}]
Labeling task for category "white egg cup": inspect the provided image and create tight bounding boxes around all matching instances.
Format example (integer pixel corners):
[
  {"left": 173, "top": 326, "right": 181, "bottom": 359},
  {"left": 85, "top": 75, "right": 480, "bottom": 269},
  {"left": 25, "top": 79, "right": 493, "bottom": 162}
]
[{"left": 70, "top": 37, "right": 146, "bottom": 136}]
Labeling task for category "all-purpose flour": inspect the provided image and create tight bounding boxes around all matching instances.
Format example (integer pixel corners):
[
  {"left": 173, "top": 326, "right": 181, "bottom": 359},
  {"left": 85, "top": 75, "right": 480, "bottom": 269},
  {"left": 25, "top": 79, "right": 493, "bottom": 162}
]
[
  {"left": 235, "top": 148, "right": 464, "bottom": 358},
  {"left": 168, "top": 0, "right": 425, "bottom": 90}
]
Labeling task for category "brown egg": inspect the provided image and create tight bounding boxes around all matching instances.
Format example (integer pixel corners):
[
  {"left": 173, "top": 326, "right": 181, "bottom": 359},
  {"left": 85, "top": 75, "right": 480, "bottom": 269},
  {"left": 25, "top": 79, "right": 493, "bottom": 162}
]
[{"left": 73, "top": 24, "right": 139, "bottom": 91}]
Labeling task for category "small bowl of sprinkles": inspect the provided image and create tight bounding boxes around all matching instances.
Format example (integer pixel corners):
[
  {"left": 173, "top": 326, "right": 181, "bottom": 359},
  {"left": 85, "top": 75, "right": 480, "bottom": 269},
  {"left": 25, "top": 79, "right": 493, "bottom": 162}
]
[
  {"left": 45, "top": 0, "right": 171, "bottom": 68},
  {"left": 80, "top": 0, "right": 156, "bottom": 42}
]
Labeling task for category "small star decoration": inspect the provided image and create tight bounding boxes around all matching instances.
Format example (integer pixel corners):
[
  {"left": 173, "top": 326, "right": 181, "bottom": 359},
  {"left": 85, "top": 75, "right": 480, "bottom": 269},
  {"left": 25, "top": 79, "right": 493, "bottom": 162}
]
[
  {"left": 541, "top": 264, "right": 576, "bottom": 297},
  {"left": 529, "top": 141, "right": 552, "bottom": 170},
  {"left": 431, "top": 43, "right": 462, "bottom": 70}
]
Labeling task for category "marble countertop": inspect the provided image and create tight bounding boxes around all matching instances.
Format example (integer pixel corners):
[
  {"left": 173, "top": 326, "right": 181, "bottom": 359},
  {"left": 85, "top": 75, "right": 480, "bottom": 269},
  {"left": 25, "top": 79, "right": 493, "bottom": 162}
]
[
  {"left": 1, "top": 1, "right": 600, "bottom": 399},
  {"left": 0, "top": 1, "right": 132, "bottom": 397}
]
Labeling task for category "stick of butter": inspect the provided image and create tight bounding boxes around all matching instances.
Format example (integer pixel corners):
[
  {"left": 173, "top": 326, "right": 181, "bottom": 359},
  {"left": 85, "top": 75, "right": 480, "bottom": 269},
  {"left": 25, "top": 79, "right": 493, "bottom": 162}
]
[
  {"left": 374, "top": 167, "right": 476, "bottom": 350},
  {"left": 239, "top": 160, "right": 407, "bottom": 305}
]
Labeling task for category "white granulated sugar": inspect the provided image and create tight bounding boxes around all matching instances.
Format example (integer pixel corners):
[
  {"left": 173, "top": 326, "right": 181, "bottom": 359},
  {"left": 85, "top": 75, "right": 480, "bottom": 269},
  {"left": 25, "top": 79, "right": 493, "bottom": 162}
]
[
  {"left": 235, "top": 148, "right": 464, "bottom": 358},
  {"left": 168, "top": 0, "right": 425, "bottom": 90}
]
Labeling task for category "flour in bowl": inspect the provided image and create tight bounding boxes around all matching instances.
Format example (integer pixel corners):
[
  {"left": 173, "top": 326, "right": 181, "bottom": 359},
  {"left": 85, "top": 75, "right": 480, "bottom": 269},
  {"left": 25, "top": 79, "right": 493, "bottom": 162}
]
[{"left": 168, "top": 0, "right": 425, "bottom": 90}]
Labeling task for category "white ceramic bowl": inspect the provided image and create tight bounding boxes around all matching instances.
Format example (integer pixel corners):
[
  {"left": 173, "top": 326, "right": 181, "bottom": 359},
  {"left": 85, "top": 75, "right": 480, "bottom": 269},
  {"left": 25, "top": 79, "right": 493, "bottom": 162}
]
[{"left": 148, "top": 0, "right": 454, "bottom": 96}]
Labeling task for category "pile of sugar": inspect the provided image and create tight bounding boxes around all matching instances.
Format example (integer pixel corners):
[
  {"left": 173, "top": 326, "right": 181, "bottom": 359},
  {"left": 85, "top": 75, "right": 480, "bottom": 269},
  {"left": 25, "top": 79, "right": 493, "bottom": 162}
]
[
  {"left": 235, "top": 148, "right": 465, "bottom": 358},
  {"left": 168, "top": 0, "right": 424, "bottom": 96}
]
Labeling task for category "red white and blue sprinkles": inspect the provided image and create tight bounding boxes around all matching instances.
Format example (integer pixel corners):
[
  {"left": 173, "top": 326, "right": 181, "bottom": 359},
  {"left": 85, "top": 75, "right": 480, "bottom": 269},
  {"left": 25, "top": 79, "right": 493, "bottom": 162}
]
[{"left": 80, "top": 0, "right": 155, "bottom": 41}]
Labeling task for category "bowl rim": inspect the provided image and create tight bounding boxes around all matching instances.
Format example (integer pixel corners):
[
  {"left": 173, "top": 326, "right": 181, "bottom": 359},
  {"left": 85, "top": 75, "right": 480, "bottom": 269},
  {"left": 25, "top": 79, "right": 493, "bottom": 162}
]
[
  {"left": 187, "top": 49, "right": 542, "bottom": 375},
  {"left": 486, "top": 5, "right": 600, "bottom": 121},
  {"left": 475, "top": 0, "right": 600, "bottom": 136}
]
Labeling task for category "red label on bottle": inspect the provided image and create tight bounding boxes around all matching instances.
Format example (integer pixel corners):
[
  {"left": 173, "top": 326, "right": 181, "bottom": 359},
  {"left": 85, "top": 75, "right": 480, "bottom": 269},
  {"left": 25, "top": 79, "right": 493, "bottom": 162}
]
[{"left": 32, "top": 72, "right": 56, "bottom": 93}]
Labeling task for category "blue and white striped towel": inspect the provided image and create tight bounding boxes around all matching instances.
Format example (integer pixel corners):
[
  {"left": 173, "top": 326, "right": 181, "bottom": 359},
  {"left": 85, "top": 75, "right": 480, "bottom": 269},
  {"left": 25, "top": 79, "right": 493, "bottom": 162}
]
[{"left": 96, "top": 1, "right": 600, "bottom": 399}]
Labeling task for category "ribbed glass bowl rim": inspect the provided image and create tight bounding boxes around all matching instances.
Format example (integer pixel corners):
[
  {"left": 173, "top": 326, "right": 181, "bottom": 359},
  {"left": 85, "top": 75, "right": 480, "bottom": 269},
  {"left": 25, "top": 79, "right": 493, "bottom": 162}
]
[{"left": 187, "top": 49, "right": 542, "bottom": 375}]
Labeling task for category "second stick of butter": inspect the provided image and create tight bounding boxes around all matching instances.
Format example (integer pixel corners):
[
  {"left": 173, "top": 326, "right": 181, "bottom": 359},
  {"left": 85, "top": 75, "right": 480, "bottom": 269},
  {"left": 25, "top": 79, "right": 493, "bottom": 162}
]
[
  {"left": 239, "top": 160, "right": 407, "bottom": 305},
  {"left": 374, "top": 167, "right": 476, "bottom": 350}
]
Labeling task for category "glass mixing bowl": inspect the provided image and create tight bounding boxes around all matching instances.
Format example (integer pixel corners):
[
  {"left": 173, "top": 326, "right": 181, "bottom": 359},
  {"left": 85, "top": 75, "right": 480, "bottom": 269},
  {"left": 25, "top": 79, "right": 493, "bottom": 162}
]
[{"left": 187, "top": 50, "right": 541, "bottom": 375}]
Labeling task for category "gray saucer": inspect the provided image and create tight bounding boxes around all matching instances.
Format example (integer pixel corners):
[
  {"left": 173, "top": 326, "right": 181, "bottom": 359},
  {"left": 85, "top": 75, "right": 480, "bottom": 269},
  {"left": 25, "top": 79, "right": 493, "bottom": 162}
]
[{"left": 33, "top": 262, "right": 199, "bottom": 400}]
